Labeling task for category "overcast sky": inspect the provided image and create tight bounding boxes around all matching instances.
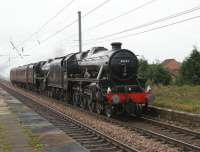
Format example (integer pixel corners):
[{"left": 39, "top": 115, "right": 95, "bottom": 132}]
[{"left": 0, "top": 0, "right": 200, "bottom": 77}]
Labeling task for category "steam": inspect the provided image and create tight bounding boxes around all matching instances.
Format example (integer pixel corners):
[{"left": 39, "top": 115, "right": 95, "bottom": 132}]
[
  {"left": 52, "top": 47, "right": 66, "bottom": 58},
  {"left": 0, "top": 60, "right": 10, "bottom": 80}
]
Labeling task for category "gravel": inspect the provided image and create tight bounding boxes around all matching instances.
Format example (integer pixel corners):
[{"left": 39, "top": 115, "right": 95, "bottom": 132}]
[
  {"left": 156, "top": 118, "right": 200, "bottom": 132},
  {"left": 12, "top": 86, "right": 179, "bottom": 152}
]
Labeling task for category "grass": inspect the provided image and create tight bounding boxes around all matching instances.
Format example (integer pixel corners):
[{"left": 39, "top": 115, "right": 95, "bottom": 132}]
[
  {"left": 8, "top": 105, "right": 44, "bottom": 151},
  {"left": 15, "top": 116, "right": 44, "bottom": 152},
  {"left": 0, "top": 114, "right": 43, "bottom": 152},
  {"left": 0, "top": 123, "right": 11, "bottom": 152},
  {"left": 13, "top": 114, "right": 44, "bottom": 152},
  {"left": 22, "top": 127, "right": 44, "bottom": 151},
  {"left": 152, "top": 85, "right": 200, "bottom": 114}
]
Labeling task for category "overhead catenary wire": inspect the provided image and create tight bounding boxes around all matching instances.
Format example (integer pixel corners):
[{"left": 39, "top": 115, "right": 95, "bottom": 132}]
[
  {"left": 24, "top": 1, "right": 200, "bottom": 53},
  {"left": 83, "top": 14, "right": 200, "bottom": 46},
  {"left": 46, "top": 3, "right": 200, "bottom": 50},
  {"left": 9, "top": 40, "right": 23, "bottom": 58},
  {"left": 41, "top": 0, "right": 113, "bottom": 43},
  {"left": 84, "top": 0, "right": 157, "bottom": 32},
  {"left": 27, "top": 19, "right": 78, "bottom": 51},
  {"left": 61, "top": 12, "right": 200, "bottom": 53},
  {"left": 40, "top": 19, "right": 78, "bottom": 44},
  {"left": 28, "top": 0, "right": 113, "bottom": 51},
  {"left": 117, "top": 15, "right": 200, "bottom": 39},
  {"left": 35, "top": 0, "right": 76, "bottom": 34},
  {"left": 17, "top": 0, "right": 76, "bottom": 47},
  {"left": 0, "top": 42, "right": 20, "bottom": 63},
  {"left": 85, "top": 5, "right": 200, "bottom": 42},
  {"left": 26, "top": 19, "right": 79, "bottom": 51},
  {"left": 60, "top": 0, "right": 157, "bottom": 43},
  {"left": 82, "top": 0, "right": 112, "bottom": 18}
]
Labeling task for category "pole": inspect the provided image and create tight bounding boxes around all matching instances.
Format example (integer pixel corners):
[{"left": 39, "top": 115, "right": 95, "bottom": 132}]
[{"left": 78, "top": 11, "right": 82, "bottom": 53}]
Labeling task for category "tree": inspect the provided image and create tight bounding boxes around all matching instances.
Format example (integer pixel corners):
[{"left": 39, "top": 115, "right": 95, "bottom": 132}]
[
  {"left": 137, "top": 58, "right": 149, "bottom": 82},
  {"left": 138, "top": 58, "right": 172, "bottom": 85},
  {"left": 179, "top": 46, "right": 200, "bottom": 85},
  {"left": 149, "top": 64, "right": 172, "bottom": 85}
]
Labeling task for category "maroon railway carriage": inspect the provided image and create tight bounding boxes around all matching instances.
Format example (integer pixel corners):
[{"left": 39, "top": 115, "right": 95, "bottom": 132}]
[
  {"left": 10, "top": 64, "right": 33, "bottom": 87},
  {"left": 10, "top": 65, "right": 27, "bottom": 86}
]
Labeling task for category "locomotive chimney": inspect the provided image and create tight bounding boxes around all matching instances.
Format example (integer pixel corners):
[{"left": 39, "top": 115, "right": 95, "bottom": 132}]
[{"left": 111, "top": 42, "right": 122, "bottom": 50}]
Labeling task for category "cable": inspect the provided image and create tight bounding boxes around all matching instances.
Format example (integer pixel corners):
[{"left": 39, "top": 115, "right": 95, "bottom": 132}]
[
  {"left": 18, "top": 0, "right": 76, "bottom": 47},
  {"left": 40, "top": 19, "right": 78, "bottom": 43},
  {"left": 28, "top": 0, "right": 113, "bottom": 51},
  {"left": 83, "top": 14, "right": 200, "bottom": 46},
  {"left": 60, "top": 0, "right": 157, "bottom": 43},
  {"left": 25, "top": 18, "right": 78, "bottom": 51},
  {"left": 9, "top": 41, "right": 23, "bottom": 58},
  {"left": 36, "top": 0, "right": 75, "bottom": 34},
  {"left": 86, "top": 5, "right": 200, "bottom": 42},
  {"left": 118, "top": 15, "right": 200, "bottom": 39},
  {"left": 83, "top": 0, "right": 112, "bottom": 18},
  {"left": 85, "top": 0, "right": 157, "bottom": 32},
  {"left": 42, "top": 0, "right": 113, "bottom": 43}
]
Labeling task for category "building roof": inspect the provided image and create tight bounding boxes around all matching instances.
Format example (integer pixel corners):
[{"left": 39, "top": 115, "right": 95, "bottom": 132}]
[{"left": 162, "top": 59, "right": 181, "bottom": 77}]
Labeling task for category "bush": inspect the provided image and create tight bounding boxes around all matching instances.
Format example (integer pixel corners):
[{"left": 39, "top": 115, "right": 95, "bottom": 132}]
[
  {"left": 138, "top": 58, "right": 172, "bottom": 85},
  {"left": 149, "top": 64, "right": 172, "bottom": 85},
  {"left": 137, "top": 58, "right": 149, "bottom": 82},
  {"left": 179, "top": 47, "right": 200, "bottom": 85}
]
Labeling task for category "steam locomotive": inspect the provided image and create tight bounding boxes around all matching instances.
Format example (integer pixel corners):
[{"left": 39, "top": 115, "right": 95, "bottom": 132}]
[{"left": 10, "top": 42, "right": 153, "bottom": 117}]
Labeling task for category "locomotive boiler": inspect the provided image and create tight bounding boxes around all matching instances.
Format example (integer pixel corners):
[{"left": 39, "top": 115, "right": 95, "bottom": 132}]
[{"left": 10, "top": 42, "right": 153, "bottom": 117}]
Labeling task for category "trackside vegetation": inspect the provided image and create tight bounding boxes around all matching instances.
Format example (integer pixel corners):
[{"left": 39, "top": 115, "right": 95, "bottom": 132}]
[
  {"left": 177, "top": 47, "right": 200, "bottom": 85},
  {"left": 138, "top": 58, "right": 172, "bottom": 86},
  {"left": 152, "top": 85, "right": 200, "bottom": 114},
  {"left": 138, "top": 47, "right": 200, "bottom": 114}
]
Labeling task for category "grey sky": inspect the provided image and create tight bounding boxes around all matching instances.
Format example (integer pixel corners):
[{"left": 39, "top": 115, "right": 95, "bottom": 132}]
[{"left": 0, "top": 0, "right": 200, "bottom": 77}]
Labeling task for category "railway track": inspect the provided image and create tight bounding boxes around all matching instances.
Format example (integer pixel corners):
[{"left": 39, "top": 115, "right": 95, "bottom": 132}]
[
  {"left": 46, "top": 90, "right": 200, "bottom": 151},
  {"left": 0, "top": 82, "right": 139, "bottom": 152},
  {"left": 76, "top": 108, "right": 200, "bottom": 152},
  {"left": 122, "top": 116, "right": 200, "bottom": 152},
  {"left": 47, "top": 95, "right": 200, "bottom": 151},
  {"left": 88, "top": 109, "right": 200, "bottom": 151},
  {"left": 1, "top": 82, "right": 200, "bottom": 151}
]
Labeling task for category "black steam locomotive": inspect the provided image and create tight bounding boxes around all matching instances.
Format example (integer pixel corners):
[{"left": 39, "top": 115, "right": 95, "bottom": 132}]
[{"left": 10, "top": 42, "right": 153, "bottom": 117}]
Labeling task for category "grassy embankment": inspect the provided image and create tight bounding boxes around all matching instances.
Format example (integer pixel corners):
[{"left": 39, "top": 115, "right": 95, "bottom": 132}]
[{"left": 152, "top": 85, "right": 200, "bottom": 114}]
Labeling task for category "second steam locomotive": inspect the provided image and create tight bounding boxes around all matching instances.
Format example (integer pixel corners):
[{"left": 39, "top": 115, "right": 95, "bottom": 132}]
[{"left": 10, "top": 42, "right": 153, "bottom": 117}]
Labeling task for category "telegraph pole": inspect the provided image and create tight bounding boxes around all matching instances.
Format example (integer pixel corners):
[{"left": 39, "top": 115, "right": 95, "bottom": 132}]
[{"left": 78, "top": 11, "right": 82, "bottom": 53}]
